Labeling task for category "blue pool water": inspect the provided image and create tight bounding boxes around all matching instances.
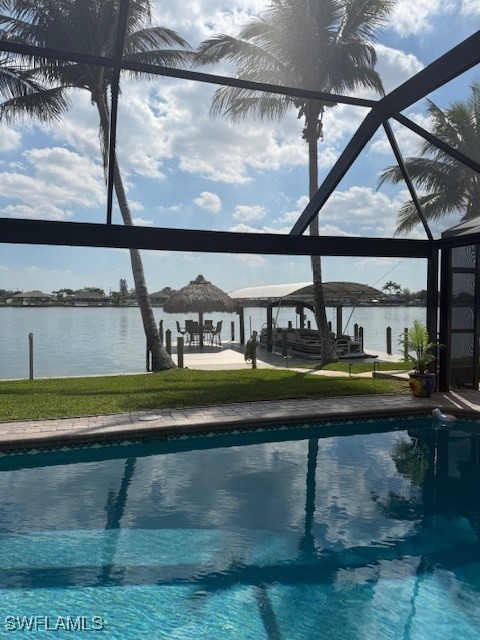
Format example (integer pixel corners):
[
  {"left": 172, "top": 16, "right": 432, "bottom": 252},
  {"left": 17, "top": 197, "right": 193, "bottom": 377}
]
[{"left": 1, "top": 417, "right": 480, "bottom": 638}]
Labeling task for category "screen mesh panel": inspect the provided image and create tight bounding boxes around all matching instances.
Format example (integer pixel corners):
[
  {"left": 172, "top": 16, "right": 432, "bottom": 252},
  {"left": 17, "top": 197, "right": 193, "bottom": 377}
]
[
  {"left": 449, "top": 245, "right": 479, "bottom": 388},
  {"left": 452, "top": 245, "right": 477, "bottom": 269}
]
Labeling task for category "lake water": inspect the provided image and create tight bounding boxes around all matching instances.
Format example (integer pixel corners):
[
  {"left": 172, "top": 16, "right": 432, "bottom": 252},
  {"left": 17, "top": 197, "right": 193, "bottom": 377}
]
[{"left": 0, "top": 306, "right": 426, "bottom": 380}]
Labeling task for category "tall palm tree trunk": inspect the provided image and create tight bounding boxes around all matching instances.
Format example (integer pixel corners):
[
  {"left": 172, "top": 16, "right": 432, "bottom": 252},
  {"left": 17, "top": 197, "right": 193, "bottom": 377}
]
[
  {"left": 95, "top": 91, "right": 175, "bottom": 370},
  {"left": 306, "top": 105, "right": 337, "bottom": 364}
]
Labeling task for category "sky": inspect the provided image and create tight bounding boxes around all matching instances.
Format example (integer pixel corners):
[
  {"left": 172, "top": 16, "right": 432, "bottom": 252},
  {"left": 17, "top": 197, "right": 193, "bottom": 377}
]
[{"left": 0, "top": 0, "right": 479, "bottom": 295}]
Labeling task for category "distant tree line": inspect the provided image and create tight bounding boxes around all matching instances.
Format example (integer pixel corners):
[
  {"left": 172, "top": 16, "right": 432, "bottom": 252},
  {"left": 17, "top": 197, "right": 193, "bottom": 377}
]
[{"left": 0, "top": 281, "right": 177, "bottom": 305}]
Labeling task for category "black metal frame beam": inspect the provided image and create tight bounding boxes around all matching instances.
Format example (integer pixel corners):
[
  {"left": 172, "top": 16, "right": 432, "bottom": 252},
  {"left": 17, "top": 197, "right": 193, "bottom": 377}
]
[
  {"left": 105, "top": 0, "right": 131, "bottom": 226},
  {"left": 382, "top": 121, "right": 433, "bottom": 241},
  {"left": 290, "top": 110, "right": 381, "bottom": 235},
  {"left": 393, "top": 113, "right": 480, "bottom": 175},
  {"left": 440, "top": 231, "right": 480, "bottom": 249},
  {"left": 291, "top": 30, "right": 480, "bottom": 236},
  {"left": 1, "top": 27, "right": 479, "bottom": 244},
  {"left": 0, "top": 39, "right": 375, "bottom": 109},
  {"left": 0, "top": 218, "right": 432, "bottom": 258}
]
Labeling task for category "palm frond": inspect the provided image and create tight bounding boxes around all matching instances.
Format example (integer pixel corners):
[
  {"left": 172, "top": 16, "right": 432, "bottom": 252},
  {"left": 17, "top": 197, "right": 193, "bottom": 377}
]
[
  {"left": 125, "top": 26, "right": 191, "bottom": 55},
  {"left": 0, "top": 85, "right": 69, "bottom": 122},
  {"left": 128, "top": 49, "right": 195, "bottom": 69},
  {"left": 195, "top": 34, "right": 284, "bottom": 74},
  {"left": 395, "top": 192, "right": 466, "bottom": 235},
  {"left": 211, "top": 86, "right": 291, "bottom": 122},
  {"left": 341, "top": 0, "right": 396, "bottom": 41}
]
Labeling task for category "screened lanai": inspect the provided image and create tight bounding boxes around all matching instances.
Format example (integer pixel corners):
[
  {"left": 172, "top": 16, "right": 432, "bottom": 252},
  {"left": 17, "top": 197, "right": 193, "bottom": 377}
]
[{"left": 0, "top": 1, "right": 479, "bottom": 388}]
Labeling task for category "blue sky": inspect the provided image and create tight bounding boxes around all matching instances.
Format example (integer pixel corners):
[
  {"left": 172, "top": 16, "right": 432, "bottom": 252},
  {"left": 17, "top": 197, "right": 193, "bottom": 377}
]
[{"left": 0, "top": 0, "right": 479, "bottom": 295}]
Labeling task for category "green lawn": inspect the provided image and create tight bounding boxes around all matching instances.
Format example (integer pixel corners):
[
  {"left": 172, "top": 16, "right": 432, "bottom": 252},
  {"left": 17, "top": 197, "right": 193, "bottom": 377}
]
[{"left": 0, "top": 369, "right": 408, "bottom": 422}]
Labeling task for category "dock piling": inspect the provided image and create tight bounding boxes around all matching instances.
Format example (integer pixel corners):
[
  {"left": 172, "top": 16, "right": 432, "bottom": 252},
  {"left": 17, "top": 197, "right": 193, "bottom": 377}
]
[
  {"left": 386, "top": 327, "right": 392, "bottom": 355},
  {"left": 28, "top": 332, "right": 33, "bottom": 380},
  {"left": 165, "top": 329, "right": 172, "bottom": 355},
  {"left": 252, "top": 331, "right": 257, "bottom": 369},
  {"left": 177, "top": 337, "right": 184, "bottom": 368}
]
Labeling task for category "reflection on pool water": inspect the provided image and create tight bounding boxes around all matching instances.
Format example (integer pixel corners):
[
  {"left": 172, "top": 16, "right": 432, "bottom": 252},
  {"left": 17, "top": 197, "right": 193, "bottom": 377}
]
[{"left": 1, "top": 417, "right": 480, "bottom": 639}]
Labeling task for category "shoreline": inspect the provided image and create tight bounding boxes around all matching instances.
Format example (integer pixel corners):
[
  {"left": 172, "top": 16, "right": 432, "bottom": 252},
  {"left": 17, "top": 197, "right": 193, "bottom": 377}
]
[{"left": 0, "top": 302, "right": 427, "bottom": 309}]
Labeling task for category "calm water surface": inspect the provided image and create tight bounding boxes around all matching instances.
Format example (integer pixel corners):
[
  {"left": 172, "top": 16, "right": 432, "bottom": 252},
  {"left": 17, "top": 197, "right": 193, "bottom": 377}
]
[
  {"left": 0, "top": 306, "right": 425, "bottom": 379},
  {"left": 0, "top": 419, "right": 479, "bottom": 639}
]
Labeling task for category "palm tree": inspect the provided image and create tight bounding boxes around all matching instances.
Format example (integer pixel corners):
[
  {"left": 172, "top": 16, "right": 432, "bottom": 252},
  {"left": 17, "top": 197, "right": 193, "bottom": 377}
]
[
  {"left": 378, "top": 79, "right": 480, "bottom": 235},
  {"left": 0, "top": 54, "right": 68, "bottom": 120},
  {"left": 0, "top": 0, "right": 193, "bottom": 370},
  {"left": 196, "top": 0, "right": 394, "bottom": 363},
  {"left": 382, "top": 280, "right": 401, "bottom": 296}
]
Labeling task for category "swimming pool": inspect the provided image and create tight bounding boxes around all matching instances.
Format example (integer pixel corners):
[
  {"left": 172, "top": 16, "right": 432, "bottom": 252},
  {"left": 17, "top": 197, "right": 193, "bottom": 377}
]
[{"left": 1, "top": 416, "right": 480, "bottom": 639}]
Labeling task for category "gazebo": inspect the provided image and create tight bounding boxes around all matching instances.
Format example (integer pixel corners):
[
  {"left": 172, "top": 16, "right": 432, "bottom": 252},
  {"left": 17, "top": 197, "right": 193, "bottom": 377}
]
[{"left": 163, "top": 275, "right": 237, "bottom": 348}]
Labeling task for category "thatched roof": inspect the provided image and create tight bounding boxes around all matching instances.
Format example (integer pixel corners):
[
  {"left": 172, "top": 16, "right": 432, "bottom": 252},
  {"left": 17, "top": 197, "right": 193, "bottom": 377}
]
[{"left": 163, "top": 275, "right": 236, "bottom": 314}]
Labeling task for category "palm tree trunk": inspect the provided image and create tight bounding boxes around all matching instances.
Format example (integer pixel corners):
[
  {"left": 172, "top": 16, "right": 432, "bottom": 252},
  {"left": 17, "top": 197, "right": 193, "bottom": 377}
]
[
  {"left": 95, "top": 92, "right": 175, "bottom": 370},
  {"left": 306, "top": 105, "right": 337, "bottom": 364}
]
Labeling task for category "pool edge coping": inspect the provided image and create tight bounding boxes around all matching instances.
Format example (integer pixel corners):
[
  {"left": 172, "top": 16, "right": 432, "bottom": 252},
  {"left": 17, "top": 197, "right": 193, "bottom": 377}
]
[{"left": 1, "top": 392, "right": 478, "bottom": 454}]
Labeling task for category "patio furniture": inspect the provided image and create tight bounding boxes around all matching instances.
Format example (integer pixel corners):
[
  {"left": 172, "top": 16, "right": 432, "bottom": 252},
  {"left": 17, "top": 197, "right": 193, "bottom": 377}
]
[
  {"left": 185, "top": 320, "right": 200, "bottom": 345},
  {"left": 211, "top": 320, "right": 222, "bottom": 346},
  {"left": 176, "top": 321, "right": 186, "bottom": 336}
]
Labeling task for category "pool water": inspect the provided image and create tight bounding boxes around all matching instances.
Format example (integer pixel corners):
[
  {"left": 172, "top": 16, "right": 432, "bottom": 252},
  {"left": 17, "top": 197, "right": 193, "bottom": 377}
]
[{"left": 1, "top": 417, "right": 480, "bottom": 639}]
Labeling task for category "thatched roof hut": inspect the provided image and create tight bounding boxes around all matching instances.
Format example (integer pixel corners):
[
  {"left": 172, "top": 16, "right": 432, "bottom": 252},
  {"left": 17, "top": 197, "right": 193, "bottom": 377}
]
[{"left": 163, "top": 275, "right": 237, "bottom": 346}]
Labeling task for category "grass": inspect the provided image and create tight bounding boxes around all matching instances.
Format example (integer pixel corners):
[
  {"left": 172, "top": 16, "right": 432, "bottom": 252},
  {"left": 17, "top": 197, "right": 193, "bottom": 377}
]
[{"left": 0, "top": 369, "right": 408, "bottom": 422}]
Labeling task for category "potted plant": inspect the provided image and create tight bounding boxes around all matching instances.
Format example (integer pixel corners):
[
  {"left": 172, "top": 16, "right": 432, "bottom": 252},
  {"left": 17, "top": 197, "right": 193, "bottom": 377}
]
[{"left": 401, "top": 320, "right": 438, "bottom": 398}]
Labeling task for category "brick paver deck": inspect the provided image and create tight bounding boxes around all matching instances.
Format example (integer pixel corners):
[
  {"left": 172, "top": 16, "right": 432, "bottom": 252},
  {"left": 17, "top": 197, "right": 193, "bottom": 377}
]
[{"left": 1, "top": 389, "right": 479, "bottom": 453}]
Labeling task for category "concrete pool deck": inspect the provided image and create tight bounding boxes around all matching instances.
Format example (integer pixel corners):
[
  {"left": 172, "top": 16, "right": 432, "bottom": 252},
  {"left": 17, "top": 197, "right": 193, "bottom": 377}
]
[{"left": 0, "top": 389, "right": 479, "bottom": 453}]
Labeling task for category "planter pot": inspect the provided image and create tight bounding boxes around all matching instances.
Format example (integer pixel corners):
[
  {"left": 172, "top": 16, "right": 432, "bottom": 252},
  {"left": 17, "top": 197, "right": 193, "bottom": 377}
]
[{"left": 408, "top": 372, "right": 436, "bottom": 398}]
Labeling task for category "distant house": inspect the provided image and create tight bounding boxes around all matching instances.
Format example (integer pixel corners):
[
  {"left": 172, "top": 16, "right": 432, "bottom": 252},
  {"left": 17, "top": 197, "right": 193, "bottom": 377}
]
[
  {"left": 149, "top": 289, "right": 175, "bottom": 306},
  {"left": 9, "top": 290, "right": 53, "bottom": 305},
  {"left": 70, "top": 292, "right": 110, "bottom": 306}
]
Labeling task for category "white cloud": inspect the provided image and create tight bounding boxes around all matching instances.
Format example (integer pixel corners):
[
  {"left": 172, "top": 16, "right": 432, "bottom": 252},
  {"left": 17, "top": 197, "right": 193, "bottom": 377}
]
[
  {"left": 317, "top": 186, "right": 414, "bottom": 238},
  {"left": 389, "top": 0, "right": 452, "bottom": 37},
  {"left": 0, "top": 125, "right": 21, "bottom": 152},
  {"left": 233, "top": 204, "right": 266, "bottom": 222},
  {"left": 0, "top": 147, "right": 104, "bottom": 221},
  {"left": 355, "top": 257, "right": 399, "bottom": 268},
  {"left": 132, "top": 217, "right": 153, "bottom": 226},
  {"left": 274, "top": 195, "right": 310, "bottom": 227},
  {"left": 296, "top": 196, "right": 310, "bottom": 209},
  {"left": 0, "top": 265, "right": 8, "bottom": 271},
  {"left": 317, "top": 224, "right": 357, "bottom": 237},
  {"left": 461, "top": 0, "right": 480, "bottom": 14},
  {"left": 129, "top": 200, "right": 144, "bottom": 212},
  {"left": 114, "top": 77, "right": 309, "bottom": 185},
  {"left": 24, "top": 266, "right": 40, "bottom": 272},
  {"left": 1, "top": 204, "right": 74, "bottom": 221},
  {"left": 234, "top": 254, "right": 268, "bottom": 267},
  {"left": 370, "top": 112, "right": 431, "bottom": 157},
  {"left": 46, "top": 89, "right": 100, "bottom": 157},
  {"left": 156, "top": 0, "right": 270, "bottom": 49},
  {"left": 374, "top": 45, "right": 424, "bottom": 93},
  {"left": 194, "top": 191, "right": 222, "bottom": 212},
  {"left": 228, "top": 222, "right": 290, "bottom": 234},
  {"left": 158, "top": 204, "right": 181, "bottom": 212}
]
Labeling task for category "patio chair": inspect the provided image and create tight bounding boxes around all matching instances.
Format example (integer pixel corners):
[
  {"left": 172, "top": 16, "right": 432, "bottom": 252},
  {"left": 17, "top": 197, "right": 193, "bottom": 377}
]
[
  {"left": 185, "top": 320, "right": 200, "bottom": 345},
  {"left": 176, "top": 321, "right": 186, "bottom": 336},
  {"left": 211, "top": 320, "right": 222, "bottom": 346},
  {"left": 202, "top": 319, "right": 213, "bottom": 341}
]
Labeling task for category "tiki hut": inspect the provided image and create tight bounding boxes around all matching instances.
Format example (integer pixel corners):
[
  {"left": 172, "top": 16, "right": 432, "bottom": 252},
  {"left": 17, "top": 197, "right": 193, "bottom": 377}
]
[{"left": 163, "top": 275, "right": 237, "bottom": 347}]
